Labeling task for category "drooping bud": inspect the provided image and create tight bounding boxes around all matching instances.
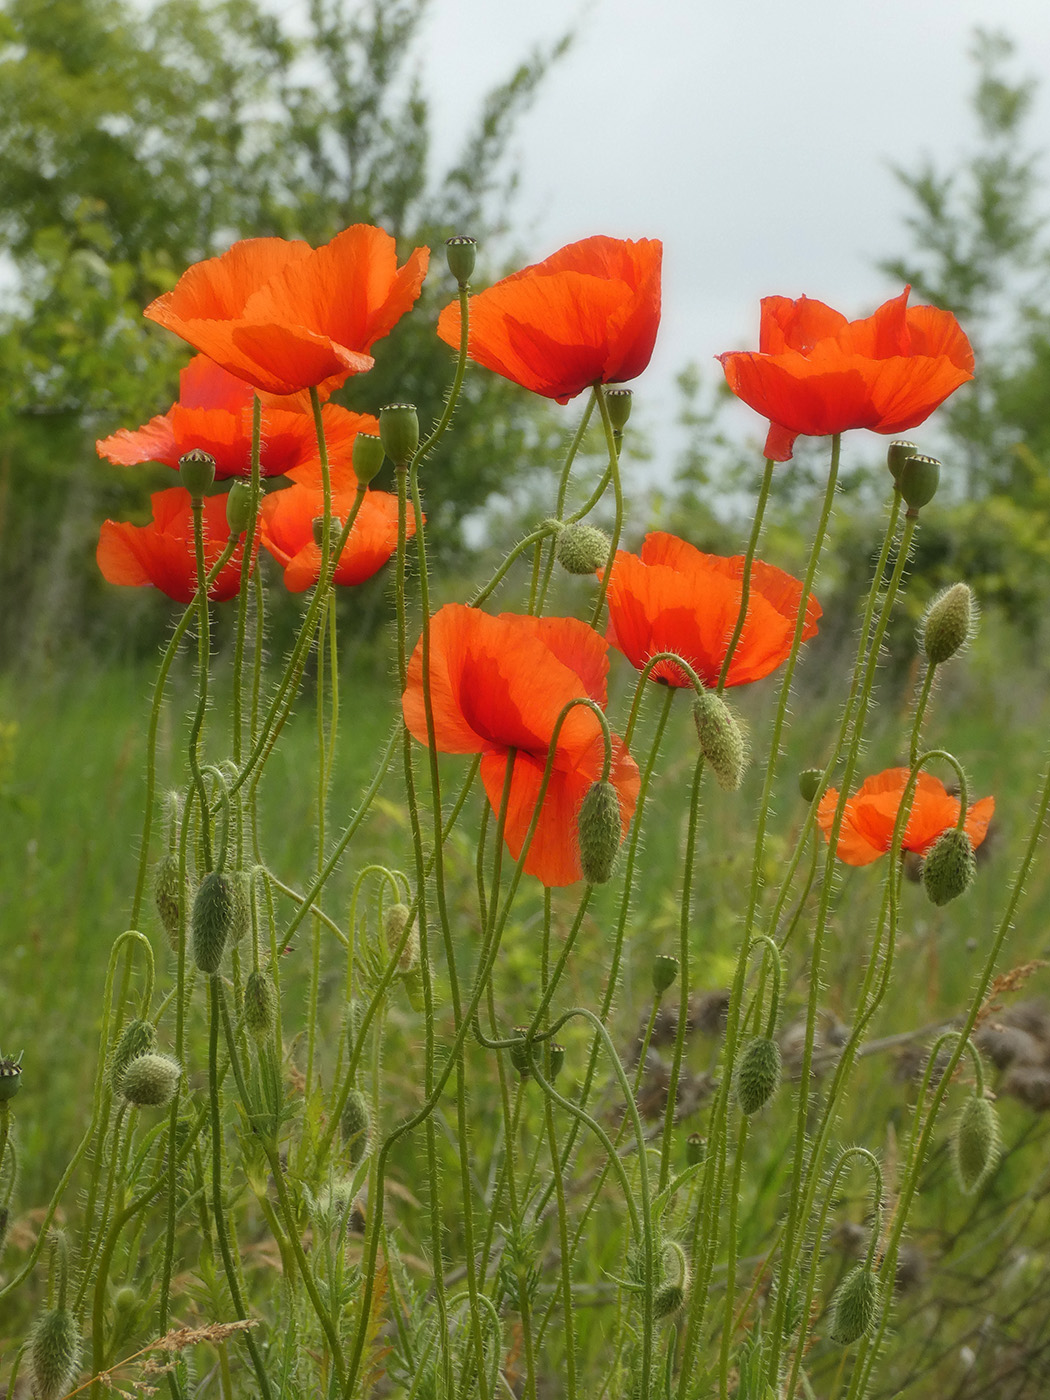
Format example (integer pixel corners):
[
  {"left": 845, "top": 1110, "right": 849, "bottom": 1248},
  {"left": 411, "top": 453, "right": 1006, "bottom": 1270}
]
[
  {"left": 153, "top": 854, "right": 185, "bottom": 951},
  {"left": 352, "top": 432, "right": 385, "bottom": 486},
  {"left": 379, "top": 403, "right": 419, "bottom": 467},
  {"left": 384, "top": 902, "right": 420, "bottom": 974},
  {"left": 886, "top": 440, "right": 919, "bottom": 484},
  {"left": 28, "top": 1307, "right": 80, "bottom": 1400},
  {"left": 605, "top": 388, "right": 633, "bottom": 432},
  {"left": 653, "top": 1240, "right": 690, "bottom": 1321},
  {"left": 693, "top": 690, "right": 747, "bottom": 791},
  {"left": 685, "top": 1133, "right": 705, "bottom": 1167},
  {"left": 178, "top": 448, "right": 216, "bottom": 498},
  {"left": 120, "top": 1052, "right": 181, "bottom": 1108},
  {"left": 898, "top": 453, "right": 940, "bottom": 512},
  {"left": 921, "top": 582, "right": 975, "bottom": 665},
  {"left": 445, "top": 235, "right": 478, "bottom": 286},
  {"left": 225, "top": 480, "right": 254, "bottom": 537},
  {"left": 509, "top": 1028, "right": 534, "bottom": 1079},
  {"left": 828, "top": 1264, "right": 879, "bottom": 1346},
  {"left": 798, "top": 768, "right": 823, "bottom": 804},
  {"left": 243, "top": 970, "right": 278, "bottom": 1041},
  {"left": 191, "top": 870, "right": 234, "bottom": 975},
  {"left": 556, "top": 522, "right": 611, "bottom": 575},
  {"left": 577, "top": 779, "right": 622, "bottom": 884},
  {"left": 107, "top": 1019, "right": 156, "bottom": 1093},
  {"left": 952, "top": 1093, "right": 1001, "bottom": 1193},
  {"left": 652, "top": 954, "right": 679, "bottom": 996},
  {"left": 340, "top": 1088, "right": 372, "bottom": 1166},
  {"left": 735, "top": 1036, "right": 782, "bottom": 1115},
  {"left": 922, "top": 828, "right": 976, "bottom": 907}
]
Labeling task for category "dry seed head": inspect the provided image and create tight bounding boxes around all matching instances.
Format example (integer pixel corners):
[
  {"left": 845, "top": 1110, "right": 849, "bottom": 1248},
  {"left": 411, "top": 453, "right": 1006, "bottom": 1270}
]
[
  {"left": 340, "top": 1089, "right": 371, "bottom": 1166},
  {"left": 735, "top": 1036, "right": 782, "bottom": 1115},
  {"left": 121, "top": 1052, "right": 181, "bottom": 1108},
  {"left": 922, "top": 828, "right": 976, "bottom": 906},
  {"left": 952, "top": 1093, "right": 1001, "bottom": 1193},
  {"left": 29, "top": 1307, "right": 80, "bottom": 1400},
  {"left": 692, "top": 691, "right": 747, "bottom": 791},
  {"left": 191, "top": 870, "right": 234, "bottom": 975},
  {"left": 921, "top": 582, "right": 975, "bottom": 665},
  {"left": 828, "top": 1264, "right": 879, "bottom": 1346},
  {"left": 577, "top": 779, "right": 622, "bottom": 884},
  {"left": 556, "top": 522, "right": 611, "bottom": 575},
  {"left": 243, "top": 970, "right": 278, "bottom": 1041},
  {"left": 153, "top": 854, "right": 184, "bottom": 951}
]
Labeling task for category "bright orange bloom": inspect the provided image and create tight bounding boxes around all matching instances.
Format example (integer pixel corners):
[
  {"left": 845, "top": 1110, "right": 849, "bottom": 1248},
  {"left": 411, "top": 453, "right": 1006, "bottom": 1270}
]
[
  {"left": 718, "top": 288, "right": 974, "bottom": 462},
  {"left": 144, "top": 226, "right": 429, "bottom": 397},
  {"left": 604, "top": 532, "right": 821, "bottom": 688},
  {"left": 818, "top": 768, "right": 995, "bottom": 867},
  {"left": 402, "top": 605, "right": 640, "bottom": 887},
  {"left": 97, "top": 487, "right": 256, "bottom": 603},
  {"left": 96, "top": 355, "right": 377, "bottom": 480},
  {"left": 437, "top": 235, "right": 662, "bottom": 403}
]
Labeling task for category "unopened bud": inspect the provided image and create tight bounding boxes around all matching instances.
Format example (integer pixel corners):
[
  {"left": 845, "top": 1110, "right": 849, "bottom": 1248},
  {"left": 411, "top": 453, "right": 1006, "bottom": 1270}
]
[
  {"left": 605, "top": 388, "right": 633, "bottom": 432},
  {"left": 899, "top": 453, "right": 940, "bottom": 511},
  {"left": 229, "top": 870, "right": 252, "bottom": 944},
  {"left": 107, "top": 1019, "right": 156, "bottom": 1093},
  {"left": 922, "top": 828, "right": 976, "bottom": 906},
  {"left": 191, "top": 870, "right": 234, "bottom": 975},
  {"left": 921, "top": 582, "right": 975, "bottom": 665},
  {"left": 693, "top": 690, "right": 747, "bottom": 791},
  {"left": 379, "top": 403, "right": 419, "bottom": 467},
  {"left": 798, "top": 768, "right": 823, "bottom": 803},
  {"left": 340, "top": 1088, "right": 372, "bottom": 1166},
  {"left": 154, "top": 855, "right": 184, "bottom": 951},
  {"left": 828, "top": 1264, "right": 879, "bottom": 1346},
  {"left": 735, "top": 1036, "right": 782, "bottom": 1115},
  {"left": 225, "top": 480, "right": 254, "bottom": 537},
  {"left": 652, "top": 954, "right": 679, "bottom": 995},
  {"left": 654, "top": 1240, "right": 690, "bottom": 1320},
  {"left": 557, "top": 521, "right": 611, "bottom": 575},
  {"left": 886, "top": 440, "right": 919, "bottom": 483},
  {"left": 120, "top": 1052, "right": 181, "bottom": 1108},
  {"left": 952, "top": 1093, "right": 1001, "bottom": 1193},
  {"left": 179, "top": 448, "right": 216, "bottom": 497},
  {"left": 385, "top": 902, "right": 420, "bottom": 973},
  {"left": 243, "top": 970, "right": 278, "bottom": 1041},
  {"left": 577, "top": 779, "right": 622, "bottom": 884},
  {"left": 445, "top": 235, "right": 478, "bottom": 286},
  {"left": 352, "top": 432, "right": 385, "bottom": 485},
  {"left": 29, "top": 1307, "right": 80, "bottom": 1400}
]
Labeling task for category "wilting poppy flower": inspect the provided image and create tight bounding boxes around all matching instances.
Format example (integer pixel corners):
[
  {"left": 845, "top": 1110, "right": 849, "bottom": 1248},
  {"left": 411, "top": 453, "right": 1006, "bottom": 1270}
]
[
  {"left": 144, "top": 226, "right": 430, "bottom": 397},
  {"left": 402, "top": 605, "right": 640, "bottom": 887},
  {"left": 436, "top": 235, "right": 662, "bottom": 404},
  {"left": 718, "top": 288, "right": 974, "bottom": 462},
  {"left": 97, "top": 487, "right": 256, "bottom": 603},
  {"left": 604, "top": 532, "right": 821, "bottom": 688},
  {"left": 259, "top": 468, "right": 409, "bottom": 593},
  {"left": 96, "top": 355, "right": 378, "bottom": 480},
  {"left": 818, "top": 768, "right": 994, "bottom": 868}
]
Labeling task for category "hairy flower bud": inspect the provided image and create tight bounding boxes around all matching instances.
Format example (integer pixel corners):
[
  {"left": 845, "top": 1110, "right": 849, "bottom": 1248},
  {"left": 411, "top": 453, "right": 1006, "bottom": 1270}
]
[
  {"left": 922, "top": 828, "right": 976, "bottom": 906},
  {"left": 652, "top": 954, "right": 679, "bottom": 996},
  {"left": 921, "top": 582, "right": 975, "bottom": 665},
  {"left": 225, "top": 480, "right": 254, "bottom": 537},
  {"left": 352, "top": 431, "right": 385, "bottom": 485},
  {"left": 153, "top": 854, "right": 185, "bottom": 951},
  {"left": 191, "top": 870, "right": 234, "bottom": 975},
  {"left": 384, "top": 902, "right": 420, "bottom": 973},
  {"left": 121, "top": 1053, "right": 181, "bottom": 1108},
  {"left": 899, "top": 453, "right": 940, "bottom": 511},
  {"left": 244, "top": 970, "right": 278, "bottom": 1041},
  {"left": 379, "top": 403, "right": 419, "bottom": 466},
  {"left": 577, "top": 779, "right": 622, "bottom": 884},
  {"left": 29, "top": 1307, "right": 80, "bottom": 1400},
  {"left": 107, "top": 1019, "right": 156, "bottom": 1093},
  {"left": 952, "top": 1093, "right": 1001, "bottom": 1193},
  {"left": 340, "top": 1089, "right": 371, "bottom": 1166},
  {"left": 445, "top": 235, "right": 478, "bottom": 286},
  {"left": 178, "top": 448, "right": 216, "bottom": 497},
  {"left": 828, "top": 1264, "right": 879, "bottom": 1346},
  {"left": 693, "top": 690, "right": 747, "bottom": 791},
  {"left": 654, "top": 1240, "right": 690, "bottom": 1320},
  {"left": 605, "top": 387, "right": 633, "bottom": 432},
  {"left": 735, "top": 1036, "right": 782, "bottom": 1115},
  {"left": 557, "top": 522, "right": 610, "bottom": 575}
]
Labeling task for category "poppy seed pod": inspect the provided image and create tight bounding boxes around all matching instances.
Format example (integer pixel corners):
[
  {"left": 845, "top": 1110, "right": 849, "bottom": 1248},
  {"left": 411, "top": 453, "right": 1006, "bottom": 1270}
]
[
  {"left": 652, "top": 954, "right": 679, "bottom": 995},
  {"left": 0, "top": 1056, "right": 21, "bottom": 1102},
  {"left": 952, "top": 1093, "right": 1001, "bottom": 1193},
  {"left": 921, "top": 582, "right": 975, "bottom": 665},
  {"left": 121, "top": 1052, "right": 181, "bottom": 1108},
  {"left": 191, "top": 870, "right": 234, "bottom": 975},
  {"left": 886, "top": 440, "right": 919, "bottom": 483},
  {"left": 107, "top": 1019, "right": 156, "bottom": 1093},
  {"left": 352, "top": 431, "right": 386, "bottom": 485},
  {"left": 28, "top": 1307, "right": 80, "bottom": 1400},
  {"left": 798, "top": 767, "right": 823, "bottom": 803},
  {"left": 828, "top": 1264, "right": 879, "bottom": 1346},
  {"left": 735, "top": 1036, "right": 782, "bottom": 1115},
  {"left": 225, "top": 480, "right": 254, "bottom": 537},
  {"left": 693, "top": 690, "right": 747, "bottom": 792},
  {"left": 340, "top": 1089, "right": 372, "bottom": 1166},
  {"left": 312, "top": 515, "right": 344, "bottom": 550},
  {"left": 243, "top": 970, "right": 278, "bottom": 1041},
  {"left": 178, "top": 448, "right": 216, "bottom": 497},
  {"left": 547, "top": 1042, "right": 565, "bottom": 1082},
  {"left": 922, "top": 827, "right": 977, "bottom": 906},
  {"left": 577, "top": 779, "right": 622, "bottom": 884},
  {"left": 379, "top": 403, "right": 419, "bottom": 466},
  {"left": 557, "top": 522, "right": 610, "bottom": 575},
  {"left": 153, "top": 855, "right": 184, "bottom": 950},
  {"left": 509, "top": 1028, "right": 534, "bottom": 1079},
  {"left": 685, "top": 1133, "right": 705, "bottom": 1167},
  {"left": 898, "top": 453, "right": 940, "bottom": 511},
  {"left": 445, "top": 235, "right": 478, "bottom": 286},
  {"left": 605, "top": 387, "right": 633, "bottom": 431}
]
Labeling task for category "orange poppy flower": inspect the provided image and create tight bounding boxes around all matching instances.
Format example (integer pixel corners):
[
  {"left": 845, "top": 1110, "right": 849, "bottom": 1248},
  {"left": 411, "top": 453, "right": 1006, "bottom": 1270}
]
[
  {"left": 604, "top": 532, "right": 821, "bottom": 688},
  {"left": 144, "top": 226, "right": 430, "bottom": 397},
  {"left": 97, "top": 487, "right": 256, "bottom": 603},
  {"left": 402, "top": 605, "right": 640, "bottom": 887},
  {"left": 96, "top": 355, "right": 377, "bottom": 480},
  {"left": 818, "top": 768, "right": 995, "bottom": 867},
  {"left": 718, "top": 288, "right": 974, "bottom": 462},
  {"left": 436, "top": 235, "right": 662, "bottom": 403}
]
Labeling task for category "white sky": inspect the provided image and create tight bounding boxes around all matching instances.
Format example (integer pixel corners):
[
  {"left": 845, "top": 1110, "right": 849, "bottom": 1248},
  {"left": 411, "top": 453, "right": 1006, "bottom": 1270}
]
[{"left": 417, "top": 0, "right": 1050, "bottom": 470}]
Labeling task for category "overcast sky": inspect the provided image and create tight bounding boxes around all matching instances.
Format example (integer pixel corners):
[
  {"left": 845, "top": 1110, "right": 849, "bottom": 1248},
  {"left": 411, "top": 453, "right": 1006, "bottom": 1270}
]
[{"left": 415, "top": 0, "right": 1050, "bottom": 471}]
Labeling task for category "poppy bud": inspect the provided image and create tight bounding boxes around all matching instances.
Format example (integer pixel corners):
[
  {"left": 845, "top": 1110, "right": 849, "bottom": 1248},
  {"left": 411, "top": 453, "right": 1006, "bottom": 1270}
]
[
  {"left": 379, "top": 403, "right": 419, "bottom": 467},
  {"left": 547, "top": 1042, "right": 565, "bottom": 1082},
  {"left": 828, "top": 1264, "right": 879, "bottom": 1346},
  {"left": 922, "top": 828, "right": 976, "bottom": 906},
  {"left": 509, "top": 1028, "right": 534, "bottom": 1079},
  {"left": 113, "top": 1285, "right": 138, "bottom": 1314},
  {"left": 225, "top": 480, "right": 254, "bottom": 537},
  {"left": 191, "top": 870, "right": 234, "bottom": 975},
  {"left": 445, "top": 235, "right": 478, "bottom": 286},
  {"left": 384, "top": 902, "right": 420, "bottom": 973},
  {"left": 352, "top": 432, "right": 385, "bottom": 486},
  {"left": 952, "top": 1092, "right": 1001, "bottom": 1193},
  {"left": 886, "top": 440, "right": 919, "bottom": 483},
  {"left": 577, "top": 779, "right": 622, "bottom": 884},
  {"left": 921, "top": 582, "right": 975, "bottom": 665},
  {"left": 178, "top": 448, "right": 216, "bottom": 497},
  {"left": 243, "top": 970, "right": 278, "bottom": 1041},
  {"left": 557, "top": 522, "right": 610, "bottom": 575},
  {"left": 654, "top": 1240, "right": 690, "bottom": 1320},
  {"left": 605, "top": 388, "right": 633, "bottom": 432},
  {"left": 121, "top": 1052, "right": 181, "bottom": 1108},
  {"left": 685, "top": 1132, "right": 705, "bottom": 1167},
  {"left": 107, "top": 1019, "right": 156, "bottom": 1093},
  {"left": 28, "top": 1307, "right": 80, "bottom": 1400},
  {"left": 652, "top": 954, "right": 679, "bottom": 995},
  {"left": 229, "top": 870, "right": 252, "bottom": 944},
  {"left": 692, "top": 690, "right": 747, "bottom": 792},
  {"left": 340, "top": 1088, "right": 371, "bottom": 1165},
  {"left": 154, "top": 854, "right": 184, "bottom": 951},
  {"left": 798, "top": 767, "right": 823, "bottom": 803},
  {"left": 898, "top": 453, "right": 940, "bottom": 512},
  {"left": 0, "top": 1205, "right": 8, "bottom": 1260},
  {"left": 735, "top": 1036, "right": 782, "bottom": 1115}
]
